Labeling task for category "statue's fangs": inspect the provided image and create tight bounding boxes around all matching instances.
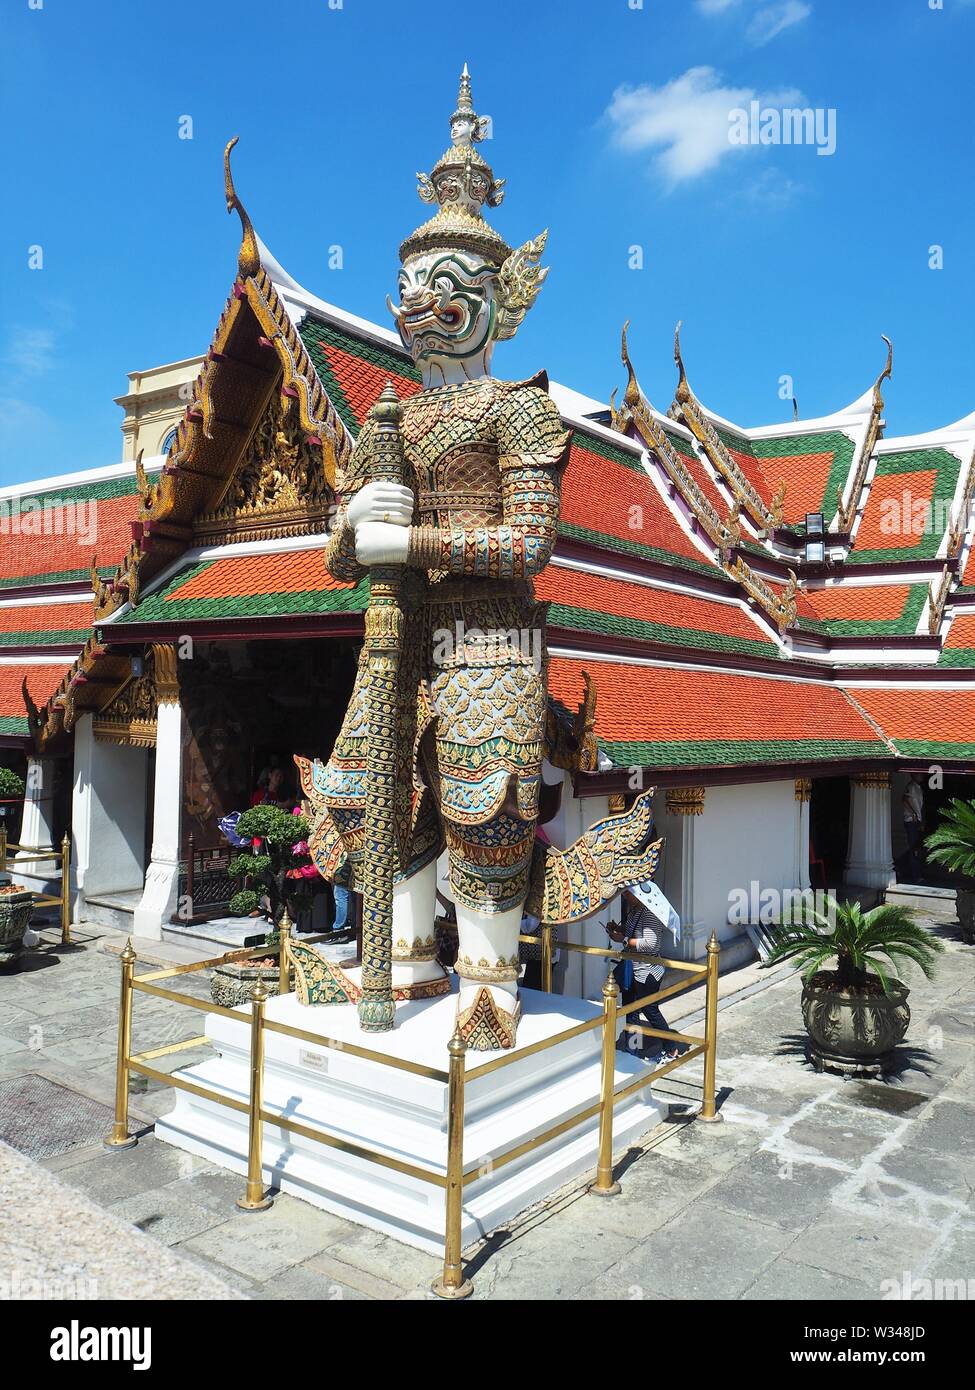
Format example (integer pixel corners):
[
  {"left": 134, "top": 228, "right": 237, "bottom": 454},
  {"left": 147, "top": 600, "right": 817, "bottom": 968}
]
[{"left": 294, "top": 66, "right": 662, "bottom": 1049}]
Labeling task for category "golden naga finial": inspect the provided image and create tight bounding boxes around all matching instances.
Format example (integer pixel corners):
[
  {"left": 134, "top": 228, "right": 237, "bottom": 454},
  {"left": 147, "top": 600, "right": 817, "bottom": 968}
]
[
  {"left": 21, "top": 676, "right": 45, "bottom": 752},
  {"left": 223, "top": 136, "right": 260, "bottom": 281},
  {"left": 770, "top": 478, "right": 787, "bottom": 528},
  {"left": 134, "top": 447, "right": 148, "bottom": 497},
  {"left": 873, "top": 334, "right": 893, "bottom": 412},
  {"left": 620, "top": 319, "right": 641, "bottom": 411},
  {"left": 674, "top": 320, "right": 691, "bottom": 405}
]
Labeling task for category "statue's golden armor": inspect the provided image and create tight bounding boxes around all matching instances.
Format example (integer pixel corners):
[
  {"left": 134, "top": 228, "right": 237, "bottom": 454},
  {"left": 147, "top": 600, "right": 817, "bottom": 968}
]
[{"left": 318, "top": 372, "right": 570, "bottom": 918}]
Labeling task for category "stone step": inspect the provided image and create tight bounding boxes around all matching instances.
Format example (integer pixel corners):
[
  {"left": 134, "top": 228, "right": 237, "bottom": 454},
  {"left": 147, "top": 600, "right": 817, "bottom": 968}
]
[
  {"left": 885, "top": 884, "right": 958, "bottom": 918},
  {"left": 99, "top": 933, "right": 215, "bottom": 969}
]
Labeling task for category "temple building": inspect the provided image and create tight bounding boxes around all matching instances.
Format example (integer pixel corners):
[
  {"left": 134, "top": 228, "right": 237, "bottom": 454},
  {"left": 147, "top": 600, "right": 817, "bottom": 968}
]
[{"left": 2, "top": 179, "right": 973, "bottom": 986}]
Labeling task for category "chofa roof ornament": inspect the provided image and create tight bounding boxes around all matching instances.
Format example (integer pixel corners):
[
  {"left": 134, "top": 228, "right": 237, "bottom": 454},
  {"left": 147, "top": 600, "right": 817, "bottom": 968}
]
[{"left": 400, "top": 65, "right": 549, "bottom": 341}]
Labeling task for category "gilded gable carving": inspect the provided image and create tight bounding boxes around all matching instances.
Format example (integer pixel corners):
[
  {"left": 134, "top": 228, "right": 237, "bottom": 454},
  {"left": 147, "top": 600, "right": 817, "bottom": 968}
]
[{"left": 195, "top": 389, "right": 336, "bottom": 544}]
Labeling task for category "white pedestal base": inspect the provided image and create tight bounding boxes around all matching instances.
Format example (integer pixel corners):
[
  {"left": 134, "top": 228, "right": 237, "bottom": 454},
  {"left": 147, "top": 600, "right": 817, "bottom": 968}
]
[{"left": 155, "top": 983, "right": 664, "bottom": 1254}]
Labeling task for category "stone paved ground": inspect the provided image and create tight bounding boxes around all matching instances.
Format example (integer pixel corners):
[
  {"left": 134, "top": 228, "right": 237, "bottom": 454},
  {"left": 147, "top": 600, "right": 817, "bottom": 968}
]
[{"left": 0, "top": 917, "right": 972, "bottom": 1301}]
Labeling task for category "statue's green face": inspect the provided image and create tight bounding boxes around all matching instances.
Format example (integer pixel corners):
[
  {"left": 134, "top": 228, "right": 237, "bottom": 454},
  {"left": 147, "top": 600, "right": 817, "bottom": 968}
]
[{"left": 389, "top": 250, "right": 497, "bottom": 368}]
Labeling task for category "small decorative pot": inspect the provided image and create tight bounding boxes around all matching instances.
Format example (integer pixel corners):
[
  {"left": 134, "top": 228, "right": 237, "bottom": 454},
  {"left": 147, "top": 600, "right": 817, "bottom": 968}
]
[
  {"left": 0, "top": 886, "right": 34, "bottom": 962},
  {"left": 801, "top": 974, "right": 910, "bottom": 1076},
  {"left": 956, "top": 889, "right": 975, "bottom": 945},
  {"left": 210, "top": 959, "right": 281, "bottom": 1009}
]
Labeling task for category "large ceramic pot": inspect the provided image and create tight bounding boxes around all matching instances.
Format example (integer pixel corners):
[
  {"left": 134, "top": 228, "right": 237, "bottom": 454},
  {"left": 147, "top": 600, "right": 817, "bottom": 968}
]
[
  {"left": 0, "top": 884, "right": 33, "bottom": 962},
  {"left": 210, "top": 959, "right": 281, "bottom": 1009},
  {"left": 801, "top": 972, "right": 910, "bottom": 1075},
  {"left": 956, "top": 889, "right": 975, "bottom": 945}
]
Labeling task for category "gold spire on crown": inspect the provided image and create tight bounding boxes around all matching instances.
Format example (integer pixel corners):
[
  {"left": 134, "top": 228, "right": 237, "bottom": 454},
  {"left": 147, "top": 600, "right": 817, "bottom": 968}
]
[{"left": 401, "top": 64, "right": 510, "bottom": 265}]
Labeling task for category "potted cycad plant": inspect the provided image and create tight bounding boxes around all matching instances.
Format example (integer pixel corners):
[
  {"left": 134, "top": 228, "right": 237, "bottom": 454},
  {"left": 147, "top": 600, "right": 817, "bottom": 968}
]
[
  {"left": 211, "top": 804, "right": 315, "bottom": 1006},
  {"left": 762, "top": 899, "right": 944, "bottom": 1075},
  {"left": 924, "top": 798, "right": 975, "bottom": 944}
]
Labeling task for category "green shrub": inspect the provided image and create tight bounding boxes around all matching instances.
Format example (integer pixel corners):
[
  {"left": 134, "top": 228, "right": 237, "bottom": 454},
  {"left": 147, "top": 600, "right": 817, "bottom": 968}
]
[
  {"left": 228, "top": 853, "right": 272, "bottom": 880},
  {"left": 0, "top": 768, "right": 25, "bottom": 799},
  {"left": 925, "top": 799, "right": 975, "bottom": 881},
  {"left": 229, "top": 889, "right": 260, "bottom": 917},
  {"left": 226, "top": 804, "right": 314, "bottom": 930}
]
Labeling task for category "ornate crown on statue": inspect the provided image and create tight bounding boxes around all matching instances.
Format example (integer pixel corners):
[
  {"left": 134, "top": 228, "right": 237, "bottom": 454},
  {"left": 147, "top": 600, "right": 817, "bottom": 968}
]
[{"left": 400, "top": 64, "right": 550, "bottom": 341}]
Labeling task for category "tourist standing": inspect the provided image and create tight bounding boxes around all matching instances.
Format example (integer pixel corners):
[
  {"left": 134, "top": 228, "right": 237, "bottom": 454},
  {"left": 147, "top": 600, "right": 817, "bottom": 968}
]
[{"left": 608, "top": 889, "right": 677, "bottom": 1062}]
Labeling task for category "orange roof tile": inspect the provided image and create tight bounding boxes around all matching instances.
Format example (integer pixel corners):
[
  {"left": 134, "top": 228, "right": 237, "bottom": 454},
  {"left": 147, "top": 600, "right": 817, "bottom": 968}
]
[
  {"left": 320, "top": 341, "right": 422, "bottom": 428},
  {"left": 855, "top": 469, "right": 939, "bottom": 552},
  {"left": 849, "top": 686, "right": 975, "bottom": 752},
  {"left": 0, "top": 601, "right": 95, "bottom": 637},
  {"left": 0, "top": 663, "right": 73, "bottom": 721},
  {"left": 166, "top": 550, "right": 354, "bottom": 602},
  {"left": 945, "top": 613, "right": 975, "bottom": 650},
  {"left": 561, "top": 440, "right": 709, "bottom": 570},
  {"left": 801, "top": 585, "right": 916, "bottom": 622},
  {"left": 0, "top": 490, "right": 140, "bottom": 587},
  {"left": 549, "top": 656, "right": 887, "bottom": 766},
  {"left": 535, "top": 566, "right": 773, "bottom": 648}
]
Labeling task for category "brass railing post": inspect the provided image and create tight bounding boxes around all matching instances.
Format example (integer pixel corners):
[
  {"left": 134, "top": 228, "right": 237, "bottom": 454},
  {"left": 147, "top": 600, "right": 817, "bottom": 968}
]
[
  {"left": 236, "top": 978, "right": 274, "bottom": 1211},
  {"left": 60, "top": 832, "right": 71, "bottom": 945},
  {"left": 277, "top": 906, "right": 292, "bottom": 996},
  {"left": 698, "top": 931, "right": 723, "bottom": 1123},
  {"left": 591, "top": 969, "right": 621, "bottom": 1196},
  {"left": 541, "top": 922, "right": 553, "bottom": 993},
  {"left": 104, "top": 940, "right": 138, "bottom": 1150},
  {"left": 431, "top": 1026, "right": 473, "bottom": 1299}
]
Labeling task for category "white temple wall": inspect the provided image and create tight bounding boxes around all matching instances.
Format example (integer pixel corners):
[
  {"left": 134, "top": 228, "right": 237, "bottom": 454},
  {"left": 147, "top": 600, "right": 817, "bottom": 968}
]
[
  {"left": 657, "top": 779, "right": 804, "bottom": 962},
  {"left": 72, "top": 714, "right": 148, "bottom": 909}
]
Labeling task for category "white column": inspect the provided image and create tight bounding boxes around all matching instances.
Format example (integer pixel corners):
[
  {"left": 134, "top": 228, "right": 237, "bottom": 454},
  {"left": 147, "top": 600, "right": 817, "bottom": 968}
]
[
  {"left": 661, "top": 787, "right": 706, "bottom": 960},
  {"left": 72, "top": 713, "right": 148, "bottom": 918},
  {"left": 14, "top": 756, "right": 58, "bottom": 887},
  {"left": 845, "top": 773, "right": 895, "bottom": 889},
  {"left": 134, "top": 698, "right": 183, "bottom": 940},
  {"left": 794, "top": 779, "right": 812, "bottom": 892}
]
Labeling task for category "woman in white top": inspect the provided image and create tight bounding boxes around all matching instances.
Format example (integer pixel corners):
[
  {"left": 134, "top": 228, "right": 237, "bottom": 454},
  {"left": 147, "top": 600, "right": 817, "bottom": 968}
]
[{"left": 608, "top": 889, "right": 677, "bottom": 1062}]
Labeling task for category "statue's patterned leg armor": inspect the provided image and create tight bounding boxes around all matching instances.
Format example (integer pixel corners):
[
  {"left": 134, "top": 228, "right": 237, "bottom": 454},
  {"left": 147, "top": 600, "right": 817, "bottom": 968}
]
[{"left": 430, "top": 590, "right": 547, "bottom": 1048}]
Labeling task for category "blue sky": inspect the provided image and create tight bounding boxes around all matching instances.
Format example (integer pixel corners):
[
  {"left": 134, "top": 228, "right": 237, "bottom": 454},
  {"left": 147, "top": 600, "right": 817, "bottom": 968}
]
[{"left": 2, "top": 0, "right": 973, "bottom": 487}]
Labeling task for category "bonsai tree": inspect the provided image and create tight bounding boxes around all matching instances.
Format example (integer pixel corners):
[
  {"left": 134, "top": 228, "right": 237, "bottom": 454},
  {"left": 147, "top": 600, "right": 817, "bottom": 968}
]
[
  {"left": 924, "top": 798, "right": 975, "bottom": 879},
  {"left": 0, "top": 767, "right": 25, "bottom": 802},
  {"left": 0, "top": 768, "right": 25, "bottom": 837},
  {"left": 762, "top": 898, "right": 944, "bottom": 995},
  {"left": 227, "top": 804, "right": 315, "bottom": 943}
]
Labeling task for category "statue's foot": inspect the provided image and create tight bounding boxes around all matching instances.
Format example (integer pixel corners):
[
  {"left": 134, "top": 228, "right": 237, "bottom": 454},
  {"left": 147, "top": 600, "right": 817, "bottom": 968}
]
[
  {"left": 457, "top": 985, "right": 521, "bottom": 1051},
  {"left": 391, "top": 958, "right": 450, "bottom": 993}
]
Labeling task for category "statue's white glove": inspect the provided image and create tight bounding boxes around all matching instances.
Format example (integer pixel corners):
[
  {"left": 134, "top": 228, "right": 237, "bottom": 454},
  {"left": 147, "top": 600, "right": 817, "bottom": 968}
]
[
  {"left": 346, "top": 481, "right": 413, "bottom": 530},
  {"left": 355, "top": 521, "right": 411, "bottom": 566}
]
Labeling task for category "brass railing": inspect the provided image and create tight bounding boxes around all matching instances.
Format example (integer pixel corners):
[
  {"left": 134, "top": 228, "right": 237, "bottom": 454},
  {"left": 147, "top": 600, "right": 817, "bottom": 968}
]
[
  {"left": 0, "top": 827, "right": 72, "bottom": 945},
  {"left": 105, "top": 926, "right": 722, "bottom": 1299}
]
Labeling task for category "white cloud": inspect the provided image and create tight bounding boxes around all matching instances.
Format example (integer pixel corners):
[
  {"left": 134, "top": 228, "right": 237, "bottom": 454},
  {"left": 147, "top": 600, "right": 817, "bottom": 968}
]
[
  {"left": 605, "top": 67, "right": 804, "bottom": 186},
  {"left": 747, "top": 1, "right": 812, "bottom": 46},
  {"left": 3, "top": 326, "right": 57, "bottom": 378},
  {"left": 695, "top": 0, "right": 812, "bottom": 45},
  {"left": 739, "top": 167, "right": 805, "bottom": 209}
]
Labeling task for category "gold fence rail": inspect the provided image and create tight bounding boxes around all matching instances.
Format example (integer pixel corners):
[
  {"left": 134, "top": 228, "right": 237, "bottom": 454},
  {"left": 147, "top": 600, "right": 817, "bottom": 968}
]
[
  {"left": 104, "top": 924, "right": 722, "bottom": 1299},
  {"left": 0, "top": 827, "right": 72, "bottom": 945}
]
